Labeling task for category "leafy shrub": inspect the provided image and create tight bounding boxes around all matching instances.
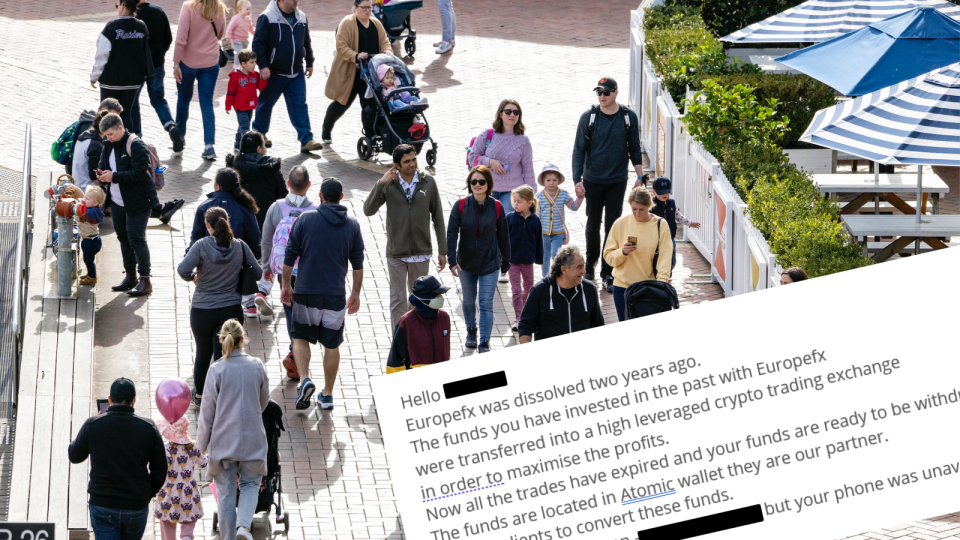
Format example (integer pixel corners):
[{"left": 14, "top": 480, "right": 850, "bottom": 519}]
[
  {"left": 718, "top": 143, "right": 791, "bottom": 199},
  {"left": 645, "top": 26, "right": 718, "bottom": 79},
  {"left": 665, "top": 0, "right": 807, "bottom": 40},
  {"left": 683, "top": 79, "right": 788, "bottom": 156},
  {"left": 696, "top": 73, "right": 837, "bottom": 148},
  {"left": 643, "top": 5, "right": 703, "bottom": 33}
]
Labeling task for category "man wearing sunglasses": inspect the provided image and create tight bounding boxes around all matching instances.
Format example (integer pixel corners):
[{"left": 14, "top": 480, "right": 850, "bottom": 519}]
[{"left": 572, "top": 77, "right": 644, "bottom": 292}]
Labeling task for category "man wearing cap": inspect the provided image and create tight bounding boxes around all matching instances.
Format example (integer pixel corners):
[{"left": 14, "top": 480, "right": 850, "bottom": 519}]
[
  {"left": 386, "top": 275, "right": 451, "bottom": 373},
  {"left": 363, "top": 143, "right": 447, "bottom": 330},
  {"left": 68, "top": 377, "right": 167, "bottom": 540},
  {"left": 650, "top": 176, "right": 700, "bottom": 275},
  {"left": 572, "top": 77, "right": 645, "bottom": 293},
  {"left": 281, "top": 178, "right": 364, "bottom": 411}
]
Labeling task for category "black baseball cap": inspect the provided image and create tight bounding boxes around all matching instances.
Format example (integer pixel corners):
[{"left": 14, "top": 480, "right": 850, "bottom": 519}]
[
  {"left": 110, "top": 377, "right": 137, "bottom": 402},
  {"left": 594, "top": 77, "right": 618, "bottom": 92},
  {"left": 320, "top": 177, "right": 343, "bottom": 201},
  {"left": 652, "top": 176, "right": 672, "bottom": 195},
  {"left": 412, "top": 275, "right": 450, "bottom": 297}
]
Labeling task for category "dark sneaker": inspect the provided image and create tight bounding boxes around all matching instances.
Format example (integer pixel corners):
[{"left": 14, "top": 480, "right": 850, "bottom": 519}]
[
  {"left": 159, "top": 199, "right": 185, "bottom": 224},
  {"left": 465, "top": 328, "right": 478, "bottom": 348},
  {"left": 478, "top": 342, "right": 491, "bottom": 353},
  {"left": 167, "top": 124, "right": 184, "bottom": 153},
  {"left": 201, "top": 147, "right": 217, "bottom": 161},
  {"left": 295, "top": 378, "right": 315, "bottom": 410},
  {"left": 317, "top": 391, "right": 334, "bottom": 410},
  {"left": 262, "top": 134, "right": 272, "bottom": 148},
  {"left": 604, "top": 275, "right": 614, "bottom": 293},
  {"left": 511, "top": 323, "right": 518, "bottom": 333}
]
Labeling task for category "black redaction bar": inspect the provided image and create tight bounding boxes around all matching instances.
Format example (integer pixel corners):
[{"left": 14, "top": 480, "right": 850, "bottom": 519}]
[
  {"left": 443, "top": 371, "right": 508, "bottom": 399},
  {"left": 637, "top": 504, "right": 763, "bottom": 539}
]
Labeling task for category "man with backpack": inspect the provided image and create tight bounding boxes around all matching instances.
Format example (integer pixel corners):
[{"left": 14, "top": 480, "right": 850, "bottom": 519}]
[
  {"left": 363, "top": 144, "right": 447, "bottom": 329},
  {"left": 572, "top": 77, "right": 645, "bottom": 293},
  {"left": 259, "top": 165, "right": 315, "bottom": 379},
  {"left": 96, "top": 113, "right": 160, "bottom": 297}
]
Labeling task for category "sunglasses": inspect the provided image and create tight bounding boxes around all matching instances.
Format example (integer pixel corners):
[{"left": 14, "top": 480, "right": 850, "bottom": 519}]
[
  {"left": 470, "top": 179, "right": 487, "bottom": 186},
  {"left": 596, "top": 90, "right": 613, "bottom": 97},
  {"left": 502, "top": 109, "right": 520, "bottom": 116}
]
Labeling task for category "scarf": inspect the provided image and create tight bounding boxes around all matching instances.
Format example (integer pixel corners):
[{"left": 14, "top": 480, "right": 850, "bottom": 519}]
[{"left": 409, "top": 293, "right": 439, "bottom": 320}]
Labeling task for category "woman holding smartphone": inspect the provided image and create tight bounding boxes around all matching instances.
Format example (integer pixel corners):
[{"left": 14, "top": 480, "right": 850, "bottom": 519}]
[{"left": 602, "top": 187, "right": 672, "bottom": 322}]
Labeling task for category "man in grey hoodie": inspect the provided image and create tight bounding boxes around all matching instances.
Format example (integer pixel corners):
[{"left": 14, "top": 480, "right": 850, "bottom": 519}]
[{"left": 258, "top": 166, "right": 316, "bottom": 378}]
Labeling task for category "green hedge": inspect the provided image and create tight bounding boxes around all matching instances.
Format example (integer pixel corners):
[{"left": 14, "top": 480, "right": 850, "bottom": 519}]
[
  {"left": 664, "top": 0, "right": 807, "bottom": 40},
  {"left": 695, "top": 73, "right": 837, "bottom": 149},
  {"left": 643, "top": 5, "right": 703, "bottom": 33}
]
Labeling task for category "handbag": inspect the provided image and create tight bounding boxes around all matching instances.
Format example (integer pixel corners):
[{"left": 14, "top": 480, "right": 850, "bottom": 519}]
[
  {"left": 211, "top": 20, "right": 228, "bottom": 68},
  {"left": 546, "top": 190, "right": 570, "bottom": 245},
  {"left": 238, "top": 263, "right": 259, "bottom": 295}
]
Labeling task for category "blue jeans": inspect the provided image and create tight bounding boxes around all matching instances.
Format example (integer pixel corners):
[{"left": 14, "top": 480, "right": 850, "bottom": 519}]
[
  {"left": 214, "top": 460, "right": 264, "bottom": 540},
  {"left": 234, "top": 110, "right": 252, "bottom": 149},
  {"left": 176, "top": 62, "right": 219, "bottom": 145},
  {"left": 112, "top": 202, "right": 151, "bottom": 276},
  {"left": 458, "top": 269, "right": 498, "bottom": 342},
  {"left": 81, "top": 237, "right": 102, "bottom": 278},
  {"left": 490, "top": 191, "right": 514, "bottom": 213},
  {"left": 89, "top": 504, "right": 149, "bottom": 540},
  {"left": 439, "top": 0, "right": 456, "bottom": 42},
  {"left": 253, "top": 71, "right": 313, "bottom": 145},
  {"left": 132, "top": 66, "right": 176, "bottom": 136},
  {"left": 541, "top": 233, "right": 565, "bottom": 278}
]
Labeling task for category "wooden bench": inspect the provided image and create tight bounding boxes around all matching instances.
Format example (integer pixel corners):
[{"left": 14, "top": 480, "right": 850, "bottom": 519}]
[
  {"left": 8, "top": 172, "right": 94, "bottom": 538},
  {"left": 863, "top": 241, "right": 960, "bottom": 255}
]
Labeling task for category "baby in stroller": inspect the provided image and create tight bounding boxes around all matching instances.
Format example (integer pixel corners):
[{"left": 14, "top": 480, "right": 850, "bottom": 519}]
[{"left": 376, "top": 65, "right": 427, "bottom": 111}]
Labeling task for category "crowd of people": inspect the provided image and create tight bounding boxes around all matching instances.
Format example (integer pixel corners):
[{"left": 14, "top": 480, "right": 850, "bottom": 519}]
[{"left": 62, "top": 1, "right": 815, "bottom": 538}]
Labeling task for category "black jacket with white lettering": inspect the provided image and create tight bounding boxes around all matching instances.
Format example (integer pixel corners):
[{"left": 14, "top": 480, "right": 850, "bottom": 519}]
[{"left": 91, "top": 16, "right": 155, "bottom": 90}]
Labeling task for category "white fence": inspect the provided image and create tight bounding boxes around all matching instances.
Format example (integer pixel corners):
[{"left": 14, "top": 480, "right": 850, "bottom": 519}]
[{"left": 630, "top": 3, "right": 783, "bottom": 296}]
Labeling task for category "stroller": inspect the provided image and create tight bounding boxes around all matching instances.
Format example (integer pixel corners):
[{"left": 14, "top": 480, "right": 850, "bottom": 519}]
[
  {"left": 212, "top": 400, "right": 290, "bottom": 533},
  {"left": 357, "top": 53, "right": 438, "bottom": 165},
  {"left": 373, "top": 0, "right": 424, "bottom": 56}
]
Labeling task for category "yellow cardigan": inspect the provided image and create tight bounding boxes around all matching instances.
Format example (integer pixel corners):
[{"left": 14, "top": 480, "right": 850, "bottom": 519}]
[
  {"left": 602, "top": 214, "right": 673, "bottom": 288},
  {"left": 324, "top": 14, "right": 392, "bottom": 105}
]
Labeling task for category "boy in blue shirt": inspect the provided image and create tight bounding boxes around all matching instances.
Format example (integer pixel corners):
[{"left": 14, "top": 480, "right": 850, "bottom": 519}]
[{"left": 649, "top": 177, "right": 700, "bottom": 275}]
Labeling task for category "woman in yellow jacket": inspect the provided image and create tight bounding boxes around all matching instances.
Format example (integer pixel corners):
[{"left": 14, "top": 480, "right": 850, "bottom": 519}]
[
  {"left": 322, "top": 0, "right": 392, "bottom": 143},
  {"left": 603, "top": 187, "right": 673, "bottom": 321}
]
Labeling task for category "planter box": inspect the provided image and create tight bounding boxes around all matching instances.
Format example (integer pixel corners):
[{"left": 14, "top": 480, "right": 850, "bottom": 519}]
[{"left": 784, "top": 148, "right": 837, "bottom": 174}]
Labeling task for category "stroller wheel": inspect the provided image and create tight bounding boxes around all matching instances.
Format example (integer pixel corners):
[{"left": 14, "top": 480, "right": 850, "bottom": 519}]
[
  {"left": 357, "top": 137, "right": 374, "bottom": 160},
  {"left": 426, "top": 149, "right": 436, "bottom": 166},
  {"left": 404, "top": 36, "right": 416, "bottom": 56},
  {"left": 283, "top": 512, "right": 290, "bottom": 532},
  {"left": 212, "top": 512, "right": 218, "bottom": 532}
]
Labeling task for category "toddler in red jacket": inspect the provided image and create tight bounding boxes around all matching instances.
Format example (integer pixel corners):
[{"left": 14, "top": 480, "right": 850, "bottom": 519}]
[{"left": 226, "top": 49, "right": 267, "bottom": 152}]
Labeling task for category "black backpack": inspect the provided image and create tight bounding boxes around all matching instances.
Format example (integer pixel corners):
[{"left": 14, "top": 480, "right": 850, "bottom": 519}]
[{"left": 584, "top": 104, "right": 633, "bottom": 154}]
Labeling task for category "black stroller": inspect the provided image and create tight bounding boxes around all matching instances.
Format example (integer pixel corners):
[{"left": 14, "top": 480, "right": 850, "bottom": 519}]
[
  {"left": 357, "top": 54, "right": 438, "bottom": 165},
  {"left": 211, "top": 400, "right": 290, "bottom": 533},
  {"left": 373, "top": 0, "right": 424, "bottom": 56}
]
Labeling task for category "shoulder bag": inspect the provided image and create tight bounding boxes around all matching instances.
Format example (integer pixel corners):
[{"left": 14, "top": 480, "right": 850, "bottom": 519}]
[{"left": 211, "top": 20, "right": 228, "bottom": 68}]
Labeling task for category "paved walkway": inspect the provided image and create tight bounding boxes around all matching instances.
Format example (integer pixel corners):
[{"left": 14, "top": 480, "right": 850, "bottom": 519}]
[{"left": 0, "top": 0, "right": 956, "bottom": 538}]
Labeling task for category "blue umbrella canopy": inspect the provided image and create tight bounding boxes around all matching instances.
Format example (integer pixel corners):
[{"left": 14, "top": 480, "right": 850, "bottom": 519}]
[
  {"left": 800, "top": 62, "right": 960, "bottom": 166},
  {"left": 776, "top": 7, "right": 960, "bottom": 96},
  {"left": 721, "top": 0, "right": 960, "bottom": 43}
]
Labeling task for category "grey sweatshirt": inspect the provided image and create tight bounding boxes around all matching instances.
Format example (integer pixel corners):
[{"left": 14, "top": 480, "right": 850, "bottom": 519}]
[
  {"left": 259, "top": 194, "right": 315, "bottom": 274},
  {"left": 196, "top": 351, "right": 270, "bottom": 477},
  {"left": 177, "top": 237, "right": 263, "bottom": 309},
  {"left": 571, "top": 104, "right": 643, "bottom": 185}
]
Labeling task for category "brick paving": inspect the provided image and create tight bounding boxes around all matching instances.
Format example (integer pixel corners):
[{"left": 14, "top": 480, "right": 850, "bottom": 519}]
[{"left": 0, "top": 0, "right": 956, "bottom": 538}]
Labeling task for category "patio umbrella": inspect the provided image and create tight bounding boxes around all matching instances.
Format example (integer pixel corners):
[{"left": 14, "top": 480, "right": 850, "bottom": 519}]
[
  {"left": 721, "top": 0, "right": 960, "bottom": 43},
  {"left": 775, "top": 7, "right": 960, "bottom": 96}
]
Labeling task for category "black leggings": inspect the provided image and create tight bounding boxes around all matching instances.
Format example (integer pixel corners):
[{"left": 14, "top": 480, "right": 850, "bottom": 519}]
[
  {"left": 100, "top": 87, "right": 140, "bottom": 133},
  {"left": 322, "top": 72, "right": 377, "bottom": 137},
  {"left": 190, "top": 304, "right": 244, "bottom": 395},
  {"left": 583, "top": 179, "right": 628, "bottom": 277}
]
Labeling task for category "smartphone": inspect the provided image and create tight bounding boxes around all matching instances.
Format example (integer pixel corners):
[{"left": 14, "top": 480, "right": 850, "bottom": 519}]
[
  {"left": 96, "top": 398, "right": 109, "bottom": 414},
  {"left": 627, "top": 236, "right": 637, "bottom": 246}
]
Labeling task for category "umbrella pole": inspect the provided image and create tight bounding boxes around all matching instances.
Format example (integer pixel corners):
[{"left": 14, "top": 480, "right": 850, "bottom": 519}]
[{"left": 915, "top": 166, "right": 922, "bottom": 256}]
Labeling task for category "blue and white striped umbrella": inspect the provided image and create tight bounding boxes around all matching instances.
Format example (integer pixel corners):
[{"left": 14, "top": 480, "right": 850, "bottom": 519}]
[
  {"left": 722, "top": 0, "right": 960, "bottom": 43},
  {"left": 800, "top": 63, "right": 960, "bottom": 166}
]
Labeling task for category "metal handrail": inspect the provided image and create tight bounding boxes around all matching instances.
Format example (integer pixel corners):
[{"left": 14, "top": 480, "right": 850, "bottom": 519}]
[{"left": 11, "top": 124, "right": 33, "bottom": 407}]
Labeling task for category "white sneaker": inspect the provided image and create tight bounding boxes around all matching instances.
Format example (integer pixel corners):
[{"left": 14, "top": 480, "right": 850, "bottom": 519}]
[
  {"left": 237, "top": 527, "right": 253, "bottom": 540},
  {"left": 498, "top": 274, "right": 509, "bottom": 283},
  {"left": 435, "top": 40, "right": 455, "bottom": 55},
  {"left": 433, "top": 40, "right": 443, "bottom": 47}
]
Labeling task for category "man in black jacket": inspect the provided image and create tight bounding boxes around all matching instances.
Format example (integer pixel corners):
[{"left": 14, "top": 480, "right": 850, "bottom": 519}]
[
  {"left": 69, "top": 377, "right": 166, "bottom": 540},
  {"left": 133, "top": 0, "right": 183, "bottom": 153},
  {"left": 518, "top": 245, "right": 604, "bottom": 342},
  {"left": 97, "top": 113, "right": 160, "bottom": 297}
]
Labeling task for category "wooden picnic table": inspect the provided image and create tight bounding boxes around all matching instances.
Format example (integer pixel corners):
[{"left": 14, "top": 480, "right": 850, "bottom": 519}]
[
  {"left": 814, "top": 173, "right": 949, "bottom": 215},
  {"left": 841, "top": 215, "right": 960, "bottom": 262}
]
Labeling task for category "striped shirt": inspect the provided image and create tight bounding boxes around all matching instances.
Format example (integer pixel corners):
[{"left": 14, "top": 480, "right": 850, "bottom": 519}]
[{"left": 535, "top": 189, "right": 580, "bottom": 235}]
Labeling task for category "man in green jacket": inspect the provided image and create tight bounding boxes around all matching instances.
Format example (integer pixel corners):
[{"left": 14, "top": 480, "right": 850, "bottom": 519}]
[{"left": 364, "top": 144, "right": 447, "bottom": 328}]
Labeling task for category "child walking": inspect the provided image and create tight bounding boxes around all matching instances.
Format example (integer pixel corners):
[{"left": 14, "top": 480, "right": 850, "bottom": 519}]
[
  {"left": 649, "top": 176, "right": 700, "bottom": 275},
  {"left": 226, "top": 0, "right": 256, "bottom": 70},
  {"left": 226, "top": 49, "right": 267, "bottom": 153},
  {"left": 534, "top": 164, "right": 583, "bottom": 278},
  {"left": 154, "top": 416, "right": 208, "bottom": 540},
  {"left": 78, "top": 185, "right": 106, "bottom": 285},
  {"left": 507, "top": 185, "right": 543, "bottom": 333}
]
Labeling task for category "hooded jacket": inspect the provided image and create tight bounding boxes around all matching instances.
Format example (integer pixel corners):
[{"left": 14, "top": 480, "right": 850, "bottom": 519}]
[
  {"left": 69, "top": 123, "right": 104, "bottom": 190},
  {"left": 252, "top": 0, "right": 314, "bottom": 77},
  {"left": 284, "top": 204, "right": 365, "bottom": 296},
  {"left": 177, "top": 236, "right": 262, "bottom": 310},
  {"left": 518, "top": 277, "right": 604, "bottom": 341},
  {"left": 98, "top": 131, "right": 160, "bottom": 215},
  {"left": 446, "top": 195, "right": 511, "bottom": 276},
  {"left": 226, "top": 152, "right": 287, "bottom": 229},
  {"left": 189, "top": 190, "right": 262, "bottom": 260}
]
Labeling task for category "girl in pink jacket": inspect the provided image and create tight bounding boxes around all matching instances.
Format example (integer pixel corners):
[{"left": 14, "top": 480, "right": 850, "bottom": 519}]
[{"left": 226, "top": 0, "right": 255, "bottom": 70}]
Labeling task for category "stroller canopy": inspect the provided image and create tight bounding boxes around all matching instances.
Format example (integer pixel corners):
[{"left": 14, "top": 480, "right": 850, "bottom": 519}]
[{"left": 369, "top": 53, "right": 417, "bottom": 88}]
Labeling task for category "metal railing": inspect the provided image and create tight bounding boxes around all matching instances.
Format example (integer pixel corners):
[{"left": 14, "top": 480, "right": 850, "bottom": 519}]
[{"left": 11, "top": 124, "right": 33, "bottom": 407}]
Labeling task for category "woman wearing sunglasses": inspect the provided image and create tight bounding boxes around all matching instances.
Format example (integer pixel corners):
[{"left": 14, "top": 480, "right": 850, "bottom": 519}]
[
  {"left": 446, "top": 166, "right": 511, "bottom": 354},
  {"left": 467, "top": 100, "right": 536, "bottom": 215}
]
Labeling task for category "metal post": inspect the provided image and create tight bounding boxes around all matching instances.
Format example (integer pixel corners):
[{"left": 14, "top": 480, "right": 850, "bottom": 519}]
[
  {"left": 915, "top": 166, "right": 923, "bottom": 256},
  {"left": 57, "top": 216, "right": 73, "bottom": 296}
]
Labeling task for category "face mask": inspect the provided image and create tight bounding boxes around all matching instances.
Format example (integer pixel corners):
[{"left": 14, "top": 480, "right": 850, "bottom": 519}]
[{"left": 417, "top": 295, "right": 444, "bottom": 310}]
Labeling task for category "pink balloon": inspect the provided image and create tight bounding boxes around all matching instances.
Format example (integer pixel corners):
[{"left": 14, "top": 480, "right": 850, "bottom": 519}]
[{"left": 156, "top": 378, "right": 191, "bottom": 423}]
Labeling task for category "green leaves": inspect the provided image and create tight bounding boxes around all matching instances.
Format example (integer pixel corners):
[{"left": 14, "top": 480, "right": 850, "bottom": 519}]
[
  {"left": 683, "top": 80, "right": 788, "bottom": 157},
  {"left": 664, "top": 0, "right": 808, "bottom": 40},
  {"left": 643, "top": 4, "right": 704, "bottom": 34}
]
